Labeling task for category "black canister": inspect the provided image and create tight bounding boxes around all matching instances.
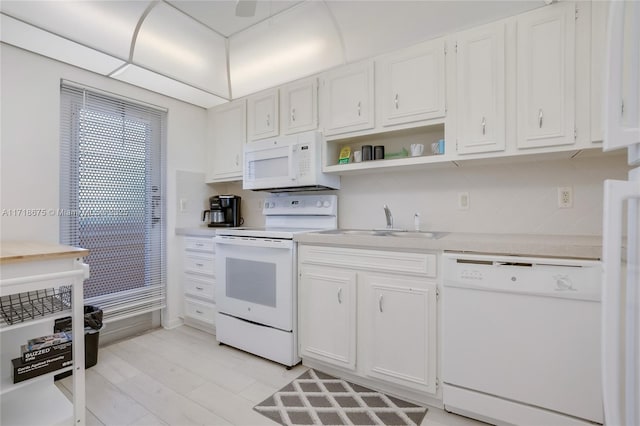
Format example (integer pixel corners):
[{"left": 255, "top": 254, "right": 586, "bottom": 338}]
[
  {"left": 362, "top": 145, "right": 373, "bottom": 161},
  {"left": 374, "top": 145, "right": 385, "bottom": 160}
]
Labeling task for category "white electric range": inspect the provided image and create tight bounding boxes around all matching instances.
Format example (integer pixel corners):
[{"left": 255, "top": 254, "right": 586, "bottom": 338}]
[{"left": 214, "top": 194, "right": 337, "bottom": 367}]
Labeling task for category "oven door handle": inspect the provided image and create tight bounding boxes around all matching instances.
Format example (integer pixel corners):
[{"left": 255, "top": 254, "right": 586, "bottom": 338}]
[{"left": 215, "top": 236, "right": 294, "bottom": 249}]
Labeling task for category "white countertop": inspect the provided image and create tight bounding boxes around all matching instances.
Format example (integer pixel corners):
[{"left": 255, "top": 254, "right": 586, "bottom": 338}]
[
  {"left": 294, "top": 231, "right": 602, "bottom": 260},
  {"left": 176, "top": 226, "right": 602, "bottom": 259},
  {"left": 175, "top": 226, "right": 219, "bottom": 237}
]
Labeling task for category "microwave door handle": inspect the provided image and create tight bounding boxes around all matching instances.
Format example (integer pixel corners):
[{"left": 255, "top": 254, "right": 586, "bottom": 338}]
[{"left": 288, "top": 144, "right": 297, "bottom": 182}]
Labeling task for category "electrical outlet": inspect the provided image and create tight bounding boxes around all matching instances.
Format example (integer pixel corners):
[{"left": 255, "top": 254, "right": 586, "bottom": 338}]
[
  {"left": 558, "top": 186, "right": 573, "bottom": 208},
  {"left": 458, "top": 192, "right": 470, "bottom": 210}
]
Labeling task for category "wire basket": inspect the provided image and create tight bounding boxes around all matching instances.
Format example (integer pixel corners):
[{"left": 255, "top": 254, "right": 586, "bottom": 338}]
[{"left": 0, "top": 287, "right": 72, "bottom": 327}]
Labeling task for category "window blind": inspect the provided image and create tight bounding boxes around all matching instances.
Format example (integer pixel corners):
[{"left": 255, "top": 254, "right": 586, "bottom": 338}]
[{"left": 60, "top": 82, "right": 166, "bottom": 323}]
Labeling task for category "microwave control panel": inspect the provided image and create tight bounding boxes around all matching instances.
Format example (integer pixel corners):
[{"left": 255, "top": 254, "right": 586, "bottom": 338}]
[{"left": 296, "top": 143, "right": 313, "bottom": 181}]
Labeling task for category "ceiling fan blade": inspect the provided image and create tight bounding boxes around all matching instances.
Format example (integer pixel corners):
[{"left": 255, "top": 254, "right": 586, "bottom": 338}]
[{"left": 235, "top": 0, "right": 257, "bottom": 17}]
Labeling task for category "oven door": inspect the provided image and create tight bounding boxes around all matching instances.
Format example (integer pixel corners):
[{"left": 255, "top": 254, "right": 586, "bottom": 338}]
[{"left": 215, "top": 235, "right": 295, "bottom": 331}]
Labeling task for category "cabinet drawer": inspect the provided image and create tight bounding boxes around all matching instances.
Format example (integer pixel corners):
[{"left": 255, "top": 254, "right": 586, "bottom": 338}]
[
  {"left": 184, "top": 276, "right": 215, "bottom": 301},
  {"left": 184, "top": 254, "right": 215, "bottom": 276},
  {"left": 185, "top": 237, "right": 215, "bottom": 252},
  {"left": 184, "top": 299, "right": 216, "bottom": 325},
  {"left": 300, "top": 245, "right": 437, "bottom": 278}
]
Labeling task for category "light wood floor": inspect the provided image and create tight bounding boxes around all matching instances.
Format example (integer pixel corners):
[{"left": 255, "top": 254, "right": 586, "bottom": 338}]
[{"left": 56, "top": 325, "right": 487, "bottom": 426}]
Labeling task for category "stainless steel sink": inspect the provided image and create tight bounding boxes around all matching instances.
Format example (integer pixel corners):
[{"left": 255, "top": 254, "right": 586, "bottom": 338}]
[
  {"left": 319, "top": 229, "right": 386, "bottom": 236},
  {"left": 319, "top": 229, "right": 446, "bottom": 239},
  {"left": 388, "top": 231, "right": 442, "bottom": 239}
]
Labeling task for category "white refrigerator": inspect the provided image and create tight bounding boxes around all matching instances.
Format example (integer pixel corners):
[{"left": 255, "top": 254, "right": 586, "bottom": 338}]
[{"left": 601, "top": 1, "right": 640, "bottom": 425}]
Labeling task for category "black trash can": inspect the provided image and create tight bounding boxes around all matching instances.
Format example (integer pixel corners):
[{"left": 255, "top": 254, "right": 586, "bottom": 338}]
[{"left": 54, "top": 305, "right": 103, "bottom": 380}]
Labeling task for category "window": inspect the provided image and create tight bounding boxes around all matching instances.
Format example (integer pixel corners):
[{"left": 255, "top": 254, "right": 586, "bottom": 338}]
[{"left": 60, "top": 82, "right": 166, "bottom": 322}]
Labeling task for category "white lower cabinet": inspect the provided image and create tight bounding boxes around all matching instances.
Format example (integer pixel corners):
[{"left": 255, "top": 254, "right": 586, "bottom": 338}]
[
  {"left": 362, "top": 274, "right": 437, "bottom": 394},
  {"left": 299, "top": 266, "right": 357, "bottom": 370},
  {"left": 182, "top": 236, "right": 216, "bottom": 332},
  {"left": 298, "top": 245, "right": 438, "bottom": 399}
]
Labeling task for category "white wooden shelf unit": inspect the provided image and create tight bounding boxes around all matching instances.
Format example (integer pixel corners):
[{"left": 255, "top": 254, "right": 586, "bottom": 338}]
[{"left": 0, "top": 241, "right": 90, "bottom": 426}]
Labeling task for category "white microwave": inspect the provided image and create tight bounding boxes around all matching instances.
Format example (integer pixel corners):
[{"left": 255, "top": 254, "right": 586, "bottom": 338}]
[{"left": 243, "top": 131, "right": 340, "bottom": 192}]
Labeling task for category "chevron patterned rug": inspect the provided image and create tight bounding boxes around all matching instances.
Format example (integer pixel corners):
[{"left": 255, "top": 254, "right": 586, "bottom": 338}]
[{"left": 253, "top": 369, "right": 428, "bottom": 426}]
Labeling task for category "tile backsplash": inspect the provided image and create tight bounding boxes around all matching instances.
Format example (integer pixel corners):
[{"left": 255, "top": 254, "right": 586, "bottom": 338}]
[{"left": 216, "top": 153, "right": 629, "bottom": 236}]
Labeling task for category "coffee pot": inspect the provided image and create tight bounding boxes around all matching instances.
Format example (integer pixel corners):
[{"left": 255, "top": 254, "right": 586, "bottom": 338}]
[{"left": 202, "top": 195, "right": 242, "bottom": 227}]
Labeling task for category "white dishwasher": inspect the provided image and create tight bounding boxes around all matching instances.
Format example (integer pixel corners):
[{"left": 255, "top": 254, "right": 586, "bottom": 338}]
[{"left": 442, "top": 253, "right": 603, "bottom": 426}]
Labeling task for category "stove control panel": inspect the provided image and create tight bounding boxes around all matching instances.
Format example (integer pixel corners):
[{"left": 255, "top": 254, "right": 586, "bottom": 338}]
[{"left": 263, "top": 194, "right": 337, "bottom": 216}]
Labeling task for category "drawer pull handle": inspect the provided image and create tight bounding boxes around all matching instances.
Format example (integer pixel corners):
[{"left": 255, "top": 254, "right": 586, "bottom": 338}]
[
  {"left": 291, "top": 108, "right": 296, "bottom": 122},
  {"left": 196, "top": 243, "right": 204, "bottom": 247},
  {"left": 481, "top": 116, "right": 486, "bottom": 135},
  {"left": 195, "top": 310, "right": 204, "bottom": 314},
  {"left": 195, "top": 263, "right": 204, "bottom": 267},
  {"left": 337, "top": 288, "right": 342, "bottom": 304},
  {"left": 195, "top": 286, "right": 204, "bottom": 290},
  {"left": 378, "top": 294, "right": 384, "bottom": 312},
  {"left": 394, "top": 93, "right": 399, "bottom": 109}
]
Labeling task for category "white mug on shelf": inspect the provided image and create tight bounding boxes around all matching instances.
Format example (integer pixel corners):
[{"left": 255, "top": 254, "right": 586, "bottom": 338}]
[
  {"left": 410, "top": 144, "right": 424, "bottom": 157},
  {"left": 353, "top": 150, "right": 362, "bottom": 163}
]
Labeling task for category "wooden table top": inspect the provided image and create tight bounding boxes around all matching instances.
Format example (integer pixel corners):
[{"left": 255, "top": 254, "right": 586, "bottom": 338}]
[{"left": 0, "top": 241, "right": 89, "bottom": 264}]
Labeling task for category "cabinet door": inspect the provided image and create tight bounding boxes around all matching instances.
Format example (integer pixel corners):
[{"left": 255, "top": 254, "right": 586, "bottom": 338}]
[
  {"left": 590, "top": 0, "right": 609, "bottom": 144},
  {"left": 379, "top": 38, "right": 446, "bottom": 127},
  {"left": 281, "top": 78, "right": 318, "bottom": 135},
  {"left": 456, "top": 22, "right": 506, "bottom": 154},
  {"left": 248, "top": 89, "right": 279, "bottom": 140},
  {"left": 299, "top": 265, "right": 357, "bottom": 370},
  {"left": 363, "top": 274, "right": 437, "bottom": 394},
  {"left": 207, "top": 99, "right": 246, "bottom": 182},
  {"left": 517, "top": 2, "right": 575, "bottom": 149},
  {"left": 322, "top": 61, "right": 374, "bottom": 136},
  {"left": 602, "top": 0, "right": 640, "bottom": 160}
]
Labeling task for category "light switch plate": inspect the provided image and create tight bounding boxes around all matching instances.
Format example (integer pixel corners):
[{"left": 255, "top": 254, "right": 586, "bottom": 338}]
[{"left": 458, "top": 192, "right": 470, "bottom": 210}]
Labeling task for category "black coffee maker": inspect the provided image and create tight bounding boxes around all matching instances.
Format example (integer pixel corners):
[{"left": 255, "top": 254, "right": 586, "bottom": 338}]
[{"left": 202, "top": 195, "right": 242, "bottom": 227}]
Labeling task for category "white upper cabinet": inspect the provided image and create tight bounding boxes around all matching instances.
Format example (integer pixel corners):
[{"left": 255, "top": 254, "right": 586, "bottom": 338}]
[
  {"left": 602, "top": 0, "right": 640, "bottom": 157},
  {"left": 516, "top": 2, "right": 576, "bottom": 149},
  {"left": 321, "top": 61, "right": 375, "bottom": 136},
  {"left": 247, "top": 88, "right": 279, "bottom": 141},
  {"left": 591, "top": 0, "right": 609, "bottom": 143},
  {"left": 281, "top": 77, "right": 318, "bottom": 135},
  {"left": 206, "top": 99, "right": 246, "bottom": 182},
  {"left": 455, "top": 21, "right": 506, "bottom": 155},
  {"left": 378, "top": 37, "right": 446, "bottom": 127}
]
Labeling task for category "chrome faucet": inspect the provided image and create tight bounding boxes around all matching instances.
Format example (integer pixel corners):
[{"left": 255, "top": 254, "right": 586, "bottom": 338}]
[{"left": 383, "top": 204, "right": 393, "bottom": 229}]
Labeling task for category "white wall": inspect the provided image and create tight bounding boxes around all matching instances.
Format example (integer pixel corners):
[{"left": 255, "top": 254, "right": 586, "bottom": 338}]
[
  {"left": 337, "top": 154, "right": 628, "bottom": 235},
  {"left": 0, "top": 44, "right": 207, "bottom": 328},
  {"left": 224, "top": 153, "right": 629, "bottom": 237}
]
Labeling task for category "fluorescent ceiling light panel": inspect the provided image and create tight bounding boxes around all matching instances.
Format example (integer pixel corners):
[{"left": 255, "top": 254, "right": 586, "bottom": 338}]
[
  {"left": 230, "top": 1, "right": 343, "bottom": 98},
  {"left": 111, "top": 64, "right": 228, "bottom": 109},
  {"left": 0, "top": 13, "right": 125, "bottom": 75},
  {"left": 133, "top": 2, "right": 229, "bottom": 98},
  {"left": 327, "top": 1, "right": 545, "bottom": 62},
  {"left": 0, "top": 1, "right": 148, "bottom": 59},
  {"left": 167, "top": 0, "right": 303, "bottom": 38}
]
